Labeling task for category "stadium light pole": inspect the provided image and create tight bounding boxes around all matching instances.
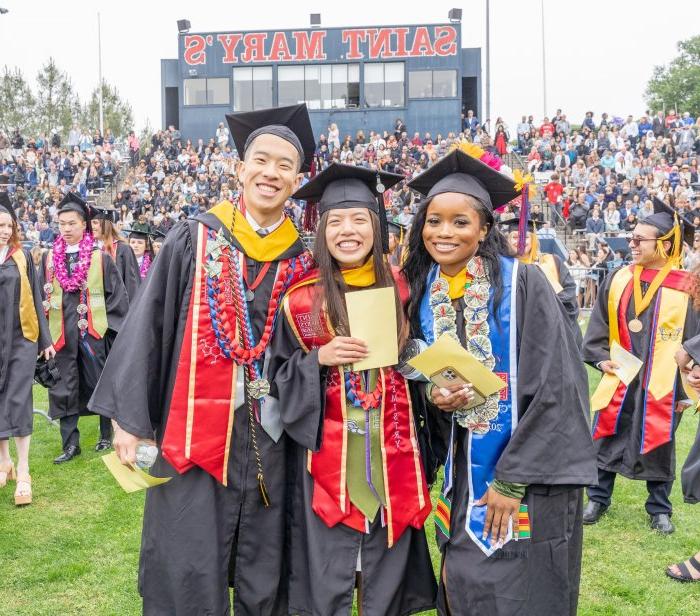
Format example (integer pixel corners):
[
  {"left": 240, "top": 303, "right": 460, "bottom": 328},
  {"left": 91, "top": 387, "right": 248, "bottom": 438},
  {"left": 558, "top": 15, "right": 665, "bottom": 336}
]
[
  {"left": 541, "top": 0, "right": 548, "bottom": 119},
  {"left": 97, "top": 12, "right": 104, "bottom": 136},
  {"left": 484, "top": 0, "right": 490, "bottom": 131}
]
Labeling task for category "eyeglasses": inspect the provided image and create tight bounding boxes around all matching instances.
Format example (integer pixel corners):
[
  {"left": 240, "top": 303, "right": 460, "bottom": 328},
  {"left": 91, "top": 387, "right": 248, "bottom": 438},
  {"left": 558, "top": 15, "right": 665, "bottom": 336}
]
[{"left": 628, "top": 236, "right": 657, "bottom": 246}]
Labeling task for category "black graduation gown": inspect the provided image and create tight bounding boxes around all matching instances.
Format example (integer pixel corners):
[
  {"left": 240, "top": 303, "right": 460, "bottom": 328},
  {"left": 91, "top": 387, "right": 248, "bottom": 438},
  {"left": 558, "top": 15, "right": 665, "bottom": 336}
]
[
  {"left": 582, "top": 269, "right": 700, "bottom": 481},
  {"left": 0, "top": 248, "right": 51, "bottom": 438},
  {"left": 39, "top": 248, "right": 128, "bottom": 420},
  {"left": 112, "top": 240, "right": 141, "bottom": 302},
  {"left": 268, "top": 311, "right": 437, "bottom": 616},
  {"left": 89, "top": 215, "right": 308, "bottom": 616},
  {"left": 427, "top": 264, "right": 597, "bottom": 616},
  {"left": 553, "top": 254, "right": 583, "bottom": 349}
]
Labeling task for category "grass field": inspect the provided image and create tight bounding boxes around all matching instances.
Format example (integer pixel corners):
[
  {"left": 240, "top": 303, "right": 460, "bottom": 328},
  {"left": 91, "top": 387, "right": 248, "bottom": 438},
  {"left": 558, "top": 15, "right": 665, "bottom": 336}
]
[{"left": 1, "top": 375, "right": 699, "bottom": 615}]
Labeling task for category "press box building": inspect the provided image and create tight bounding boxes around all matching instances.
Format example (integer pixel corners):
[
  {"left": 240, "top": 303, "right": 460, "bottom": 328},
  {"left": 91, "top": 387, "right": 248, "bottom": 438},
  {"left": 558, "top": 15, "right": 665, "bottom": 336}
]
[{"left": 160, "top": 20, "right": 482, "bottom": 143}]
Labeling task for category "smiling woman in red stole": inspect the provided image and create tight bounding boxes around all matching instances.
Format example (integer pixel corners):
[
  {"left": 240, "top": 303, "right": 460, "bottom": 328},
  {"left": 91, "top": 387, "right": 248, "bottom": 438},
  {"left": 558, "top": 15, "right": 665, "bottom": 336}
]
[{"left": 269, "top": 163, "right": 437, "bottom": 616}]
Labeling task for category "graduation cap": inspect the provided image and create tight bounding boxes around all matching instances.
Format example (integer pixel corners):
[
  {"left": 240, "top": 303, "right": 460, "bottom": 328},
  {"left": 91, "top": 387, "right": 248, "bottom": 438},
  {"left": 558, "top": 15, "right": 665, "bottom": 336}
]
[
  {"left": 387, "top": 220, "right": 407, "bottom": 236},
  {"left": 226, "top": 103, "right": 316, "bottom": 173},
  {"left": 0, "top": 173, "right": 10, "bottom": 187},
  {"left": 643, "top": 197, "right": 695, "bottom": 247},
  {"left": 57, "top": 192, "right": 91, "bottom": 221},
  {"left": 0, "top": 192, "right": 16, "bottom": 223},
  {"left": 499, "top": 211, "right": 538, "bottom": 232},
  {"left": 124, "top": 225, "right": 165, "bottom": 242},
  {"left": 406, "top": 149, "right": 520, "bottom": 218},
  {"left": 292, "top": 163, "right": 404, "bottom": 252},
  {"left": 91, "top": 204, "right": 121, "bottom": 224}
]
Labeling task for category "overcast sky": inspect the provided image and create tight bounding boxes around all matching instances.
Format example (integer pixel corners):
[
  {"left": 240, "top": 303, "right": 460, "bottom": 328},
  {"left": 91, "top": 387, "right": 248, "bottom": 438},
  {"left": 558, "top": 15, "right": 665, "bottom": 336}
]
[{"left": 1, "top": 0, "right": 698, "bottom": 134}]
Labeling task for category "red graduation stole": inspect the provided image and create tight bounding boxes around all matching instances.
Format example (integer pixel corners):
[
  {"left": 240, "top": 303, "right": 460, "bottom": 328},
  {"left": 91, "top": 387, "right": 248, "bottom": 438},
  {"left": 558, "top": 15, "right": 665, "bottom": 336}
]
[
  {"left": 161, "top": 221, "right": 309, "bottom": 485},
  {"left": 282, "top": 270, "right": 432, "bottom": 547},
  {"left": 592, "top": 266, "right": 691, "bottom": 454}
]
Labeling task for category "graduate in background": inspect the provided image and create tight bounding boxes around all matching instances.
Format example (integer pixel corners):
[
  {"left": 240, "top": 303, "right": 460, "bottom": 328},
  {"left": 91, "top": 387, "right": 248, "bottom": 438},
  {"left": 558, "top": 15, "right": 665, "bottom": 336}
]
[
  {"left": 500, "top": 212, "right": 581, "bottom": 345},
  {"left": 387, "top": 220, "right": 407, "bottom": 267},
  {"left": 270, "top": 164, "right": 437, "bottom": 616},
  {"left": 91, "top": 204, "right": 141, "bottom": 301},
  {"left": 89, "top": 105, "right": 316, "bottom": 615},
  {"left": 39, "top": 193, "right": 129, "bottom": 461},
  {"left": 582, "top": 198, "right": 699, "bottom": 534},
  {"left": 0, "top": 194, "right": 54, "bottom": 506},
  {"left": 125, "top": 226, "right": 163, "bottom": 281},
  {"left": 402, "top": 147, "right": 596, "bottom": 616}
]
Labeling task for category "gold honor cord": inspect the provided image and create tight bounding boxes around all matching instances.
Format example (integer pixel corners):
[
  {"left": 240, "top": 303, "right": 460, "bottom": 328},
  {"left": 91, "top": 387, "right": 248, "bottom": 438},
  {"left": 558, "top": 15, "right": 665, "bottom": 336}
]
[{"left": 630, "top": 223, "right": 680, "bottom": 333}]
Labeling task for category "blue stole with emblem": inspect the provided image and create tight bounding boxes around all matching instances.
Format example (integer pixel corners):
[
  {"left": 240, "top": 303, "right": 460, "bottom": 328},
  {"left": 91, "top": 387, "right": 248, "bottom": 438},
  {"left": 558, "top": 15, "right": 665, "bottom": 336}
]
[{"left": 419, "top": 256, "right": 519, "bottom": 556}]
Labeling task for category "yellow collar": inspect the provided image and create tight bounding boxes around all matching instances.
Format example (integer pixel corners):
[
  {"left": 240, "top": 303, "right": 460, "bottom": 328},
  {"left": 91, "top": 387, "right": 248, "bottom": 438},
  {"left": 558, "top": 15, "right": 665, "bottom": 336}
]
[
  {"left": 341, "top": 257, "right": 376, "bottom": 287},
  {"left": 440, "top": 268, "right": 469, "bottom": 300},
  {"left": 208, "top": 200, "right": 299, "bottom": 262}
]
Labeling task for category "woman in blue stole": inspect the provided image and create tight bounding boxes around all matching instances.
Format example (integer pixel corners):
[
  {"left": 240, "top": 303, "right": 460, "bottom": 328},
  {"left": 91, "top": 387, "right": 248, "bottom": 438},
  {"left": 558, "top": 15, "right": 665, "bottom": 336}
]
[{"left": 402, "top": 147, "right": 597, "bottom": 616}]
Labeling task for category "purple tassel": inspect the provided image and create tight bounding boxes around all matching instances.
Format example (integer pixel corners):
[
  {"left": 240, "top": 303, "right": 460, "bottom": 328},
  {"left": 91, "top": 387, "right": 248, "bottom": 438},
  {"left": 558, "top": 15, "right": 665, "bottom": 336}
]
[{"left": 517, "top": 186, "right": 530, "bottom": 256}]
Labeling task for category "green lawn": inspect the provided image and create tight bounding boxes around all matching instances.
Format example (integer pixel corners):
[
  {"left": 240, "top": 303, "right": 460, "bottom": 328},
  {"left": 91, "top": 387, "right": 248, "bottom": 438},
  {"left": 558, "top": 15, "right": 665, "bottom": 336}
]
[{"left": 1, "top": 379, "right": 699, "bottom": 615}]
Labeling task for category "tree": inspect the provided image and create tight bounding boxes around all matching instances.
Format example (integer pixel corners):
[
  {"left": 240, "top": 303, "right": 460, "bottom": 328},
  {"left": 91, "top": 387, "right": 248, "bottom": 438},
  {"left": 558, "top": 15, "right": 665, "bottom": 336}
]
[
  {"left": 0, "top": 66, "right": 37, "bottom": 136},
  {"left": 35, "top": 58, "right": 79, "bottom": 139},
  {"left": 645, "top": 35, "right": 700, "bottom": 116},
  {"left": 80, "top": 80, "right": 134, "bottom": 138}
]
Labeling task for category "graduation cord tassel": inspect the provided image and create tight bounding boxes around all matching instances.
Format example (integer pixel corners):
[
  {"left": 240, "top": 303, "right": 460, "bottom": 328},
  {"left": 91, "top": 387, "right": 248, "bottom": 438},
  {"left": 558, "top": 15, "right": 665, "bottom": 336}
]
[
  {"left": 234, "top": 288, "right": 271, "bottom": 508},
  {"left": 517, "top": 184, "right": 530, "bottom": 257},
  {"left": 249, "top": 393, "right": 271, "bottom": 508}
]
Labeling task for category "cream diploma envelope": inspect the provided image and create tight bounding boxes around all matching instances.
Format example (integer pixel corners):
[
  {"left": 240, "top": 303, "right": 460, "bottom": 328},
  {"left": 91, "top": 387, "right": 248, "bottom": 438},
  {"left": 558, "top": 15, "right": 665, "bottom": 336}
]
[
  {"left": 407, "top": 334, "right": 506, "bottom": 409},
  {"left": 346, "top": 286, "right": 399, "bottom": 371}
]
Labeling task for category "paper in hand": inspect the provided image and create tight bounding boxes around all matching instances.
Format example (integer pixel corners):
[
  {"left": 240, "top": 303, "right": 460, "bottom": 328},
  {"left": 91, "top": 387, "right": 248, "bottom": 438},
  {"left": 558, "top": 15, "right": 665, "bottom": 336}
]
[
  {"left": 101, "top": 452, "right": 171, "bottom": 493},
  {"left": 610, "top": 341, "right": 643, "bottom": 386},
  {"left": 345, "top": 286, "right": 398, "bottom": 371},
  {"left": 407, "top": 334, "right": 506, "bottom": 408}
]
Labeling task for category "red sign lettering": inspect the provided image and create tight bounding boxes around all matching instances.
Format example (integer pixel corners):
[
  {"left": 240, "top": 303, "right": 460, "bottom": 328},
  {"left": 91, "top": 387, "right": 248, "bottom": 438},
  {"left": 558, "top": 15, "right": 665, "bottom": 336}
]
[
  {"left": 241, "top": 33, "right": 268, "bottom": 63},
  {"left": 367, "top": 28, "right": 394, "bottom": 59},
  {"left": 183, "top": 35, "right": 207, "bottom": 65},
  {"left": 269, "top": 31, "right": 293, "bottom": 62},
  {"left": 217, "top": 33, "right": 242, "bottom": 63},
  {"left": 392, "top": 27, "right": 410, "bottom": 57},
  {"left": 342, "top": 29, "right": 367, "bottom": 59},
  {"left": 409, "top": 27, "right": 435, "bottom": 56},
  {"left": 434, "top": 26, "right": 457, "bottom": 56},
  {"left": 292, "top": 30, "right": 327, "bottom": 61}
]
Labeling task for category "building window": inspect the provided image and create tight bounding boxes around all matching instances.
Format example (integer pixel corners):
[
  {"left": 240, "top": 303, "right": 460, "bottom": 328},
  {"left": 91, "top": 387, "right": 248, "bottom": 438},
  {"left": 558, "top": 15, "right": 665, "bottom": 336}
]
[
  {"left": 408, "top": 70, "right": 457, "bottom": 99},
  {"left": 183, "top": 78, "right": 230, "bottom": 106},
  {"left": 233, "top": 66, "right": 273, "bottom": 112},
  {"left": 278, "top": 64, "right": 359, "bottom": 110},
  {"left": 364, "top": 62, "right": 404, "bottom": 108}
]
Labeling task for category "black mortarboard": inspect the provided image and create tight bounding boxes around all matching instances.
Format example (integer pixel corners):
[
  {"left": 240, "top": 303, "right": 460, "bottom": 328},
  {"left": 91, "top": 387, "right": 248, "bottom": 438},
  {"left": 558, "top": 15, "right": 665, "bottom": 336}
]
[
  {"left": 407, "top": 149, "right": 519, "bottom": 218},
  {"left": 226, "top": 104, "right": 315, "bottom": 173},
  {"left": 0, "top": 192, "right": 16, "bottom": 223},
  {"left": 0, "top": 173, "right": 10, "bottom": 187},
  {"left": 499, "top": 211, "right": 538, "bottom": 232},
  {"left": 387, "top": 220, "right": 407, "bottom": 236},
  {"left": 124, "top": 226, "right": 164, "bottom": 241},
  {"left": 91, "top": 205, "right": 120, "bottom": 224},
  {"left": 292, "top": 163, "right": 403, "bottom": 252},
  {"left": 57, "top": 192, "right": 90, "bottom": 221},
  {"left": 643, "top": 197, "right": 695, "bottom": 246}
]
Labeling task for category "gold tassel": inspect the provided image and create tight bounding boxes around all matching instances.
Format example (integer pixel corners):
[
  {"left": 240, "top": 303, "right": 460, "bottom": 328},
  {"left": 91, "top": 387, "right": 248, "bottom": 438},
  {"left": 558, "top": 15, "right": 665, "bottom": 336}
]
[{"left": 258, "top": 473, "right": 271, "bottom": 508}]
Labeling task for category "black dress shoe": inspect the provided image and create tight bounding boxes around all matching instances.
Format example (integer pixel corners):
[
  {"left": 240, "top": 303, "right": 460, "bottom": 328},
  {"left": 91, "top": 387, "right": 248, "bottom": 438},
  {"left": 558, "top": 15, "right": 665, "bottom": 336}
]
[
  {"left": 582, "top": 501, "right": 609, "bottom": 525},
  {"left": 53, "top": 445, "right": 81, "bottom": 464},
  {"left": 94, "top": 439, "right": 112, "bottom": 452},
  {"left": 650, "top": 513, "right": 675, "bottom": 535}
]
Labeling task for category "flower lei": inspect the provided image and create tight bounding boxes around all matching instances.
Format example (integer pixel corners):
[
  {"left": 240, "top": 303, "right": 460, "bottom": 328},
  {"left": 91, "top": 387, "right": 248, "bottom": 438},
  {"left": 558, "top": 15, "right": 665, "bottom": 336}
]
[
  {"left": 51, "top": 233, "right": 95, "bottom": 292},
  {"left": 429, "top": 256, "right": 500, "bottom": 434},
  {"left": 203, "top": 227, "right": 312, "bottom": 396},
  {"left": 139, "top": 253, "right": 152, "bottom": 279}
]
